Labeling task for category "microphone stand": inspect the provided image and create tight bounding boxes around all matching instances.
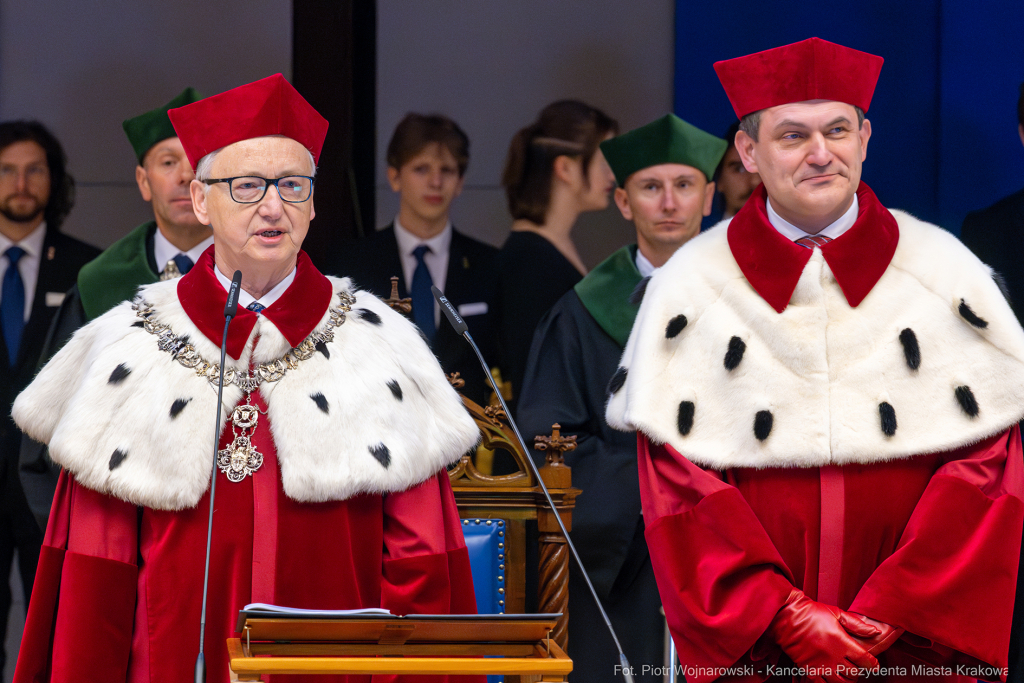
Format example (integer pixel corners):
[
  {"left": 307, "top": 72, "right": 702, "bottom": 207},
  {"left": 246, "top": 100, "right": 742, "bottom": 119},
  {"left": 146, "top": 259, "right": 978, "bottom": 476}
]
[
  {"left": 195, "top": 270, "right": 243, "bottom": 683},
  {"left": 431, "top": 286, "right": 636, "bottom": 683}
]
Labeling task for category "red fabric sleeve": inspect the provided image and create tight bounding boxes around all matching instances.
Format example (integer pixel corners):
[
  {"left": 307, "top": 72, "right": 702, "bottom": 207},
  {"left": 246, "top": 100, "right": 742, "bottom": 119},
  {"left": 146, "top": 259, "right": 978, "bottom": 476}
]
[
  {"left": 379, "top": 471, "right": 482, "bottom": 683},
  {"left": 850, "top": 426, "right": 1024, "bottom": 675},
  {"left": 15, "top": 473, "right": 139, "bottom": 683},
  {"left": 638, "top": 435, "right": 794, "bottom": 682}
]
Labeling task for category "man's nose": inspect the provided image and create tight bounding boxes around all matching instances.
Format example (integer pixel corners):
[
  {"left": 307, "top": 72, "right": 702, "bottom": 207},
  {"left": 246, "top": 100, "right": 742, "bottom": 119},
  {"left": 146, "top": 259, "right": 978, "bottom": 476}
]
[
  {"left": 805, "top": 134, "right": 832, "bottom": 166},
  {"left": 662, "top": 188, "right": 678, "bottom": 213},
  {"left": 259, "top": 183, "right": 286, "bottom": 217}
]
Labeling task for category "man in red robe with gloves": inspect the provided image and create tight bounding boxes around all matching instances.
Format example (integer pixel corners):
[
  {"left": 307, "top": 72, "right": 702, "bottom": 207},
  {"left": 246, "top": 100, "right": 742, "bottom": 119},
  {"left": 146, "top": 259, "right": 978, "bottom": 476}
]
[
  {"left": 606, "top": 38, "right": 1024, "bottom": 682},
  {"left": 11, "top": 74, "right": 482, "bottom": 683}
]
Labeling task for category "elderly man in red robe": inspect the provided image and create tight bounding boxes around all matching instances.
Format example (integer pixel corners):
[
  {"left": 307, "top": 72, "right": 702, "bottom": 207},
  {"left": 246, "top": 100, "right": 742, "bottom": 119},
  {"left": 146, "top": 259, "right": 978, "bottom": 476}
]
[
  {"left": 11, "top": 75, "right": 481, "bottom": 683},
  {"left": 607, "top": 38, "right": 1024, "bottom": 682}
]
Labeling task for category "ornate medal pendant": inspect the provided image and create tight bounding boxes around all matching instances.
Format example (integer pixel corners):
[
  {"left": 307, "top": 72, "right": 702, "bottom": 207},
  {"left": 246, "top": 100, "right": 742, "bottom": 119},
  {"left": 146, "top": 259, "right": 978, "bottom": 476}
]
[
  {"left": 217, "top": 395, "right": 264, "bottom": 482},
  {"left": 217, "top": 435, "right": 264, "bottom": 482}
]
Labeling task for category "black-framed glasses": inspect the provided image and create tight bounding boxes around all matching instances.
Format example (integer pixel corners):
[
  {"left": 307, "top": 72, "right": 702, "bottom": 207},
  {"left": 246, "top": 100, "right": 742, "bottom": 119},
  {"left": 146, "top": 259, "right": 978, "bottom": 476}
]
[{"left": 203, "top": 175, "right": 315, "bottom": 204}]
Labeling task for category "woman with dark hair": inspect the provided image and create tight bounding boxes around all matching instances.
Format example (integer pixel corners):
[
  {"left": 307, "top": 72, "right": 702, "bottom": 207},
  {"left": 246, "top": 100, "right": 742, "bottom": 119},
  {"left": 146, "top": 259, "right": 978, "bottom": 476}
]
[{"left": 497, "top": 100, "right": 618, "bottom": 404}]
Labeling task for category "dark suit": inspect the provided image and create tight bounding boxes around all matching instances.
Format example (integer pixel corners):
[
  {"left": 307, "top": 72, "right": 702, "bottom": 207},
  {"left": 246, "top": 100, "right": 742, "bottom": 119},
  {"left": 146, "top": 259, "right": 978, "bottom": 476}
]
[
  {"left": 962, "top": 187, "right": 1024, "bottom": 323},
  {"left": 0, "top": 226, "right": 99, "bottom": 670},
  {"left": 961, "top": 187, "right": 1024, "bottom": 683},
  {"left": 331, "top": 225, "right": 499, "bottom": 406}
]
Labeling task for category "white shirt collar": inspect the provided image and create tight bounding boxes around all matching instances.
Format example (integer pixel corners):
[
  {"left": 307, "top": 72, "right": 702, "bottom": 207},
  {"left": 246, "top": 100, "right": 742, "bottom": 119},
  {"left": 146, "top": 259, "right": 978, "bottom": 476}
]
[
  {"left": 214, "top": 265, "right": 297, "bottom": 311},
  {"left": 0, "top": 220, "right": 46, "bottom": 259},
  {"left": 393, "top": 217, "right": 452, "bottom": 262},
  {"left": 153, "top": 228, "right": 214, "bottom": 275},
  {"left": 635, "top": 248, "right": 658, "bottom": 278},
  {"left": 766, "top": 194, "right": 859, "bottom": 241}
]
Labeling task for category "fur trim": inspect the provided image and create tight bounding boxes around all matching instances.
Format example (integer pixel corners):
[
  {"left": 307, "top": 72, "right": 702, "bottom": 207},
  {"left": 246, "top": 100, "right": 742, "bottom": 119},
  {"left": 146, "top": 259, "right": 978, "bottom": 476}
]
[
  {"left": 13, "top": 277, "right": 479, "bottom": 509},
  {"left": 607, "top": 210, "right": 1024, "bottom": 469}
]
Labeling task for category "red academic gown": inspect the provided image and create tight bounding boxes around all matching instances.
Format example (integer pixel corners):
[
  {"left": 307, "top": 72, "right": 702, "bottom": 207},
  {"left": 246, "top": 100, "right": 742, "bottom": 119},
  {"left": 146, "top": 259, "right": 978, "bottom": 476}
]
[
  {"left": 14, "top": 251, "right": 481, "bottom": 683},
  {"left": 637, "top": 186, "right": 1024, "bottom": 683}
]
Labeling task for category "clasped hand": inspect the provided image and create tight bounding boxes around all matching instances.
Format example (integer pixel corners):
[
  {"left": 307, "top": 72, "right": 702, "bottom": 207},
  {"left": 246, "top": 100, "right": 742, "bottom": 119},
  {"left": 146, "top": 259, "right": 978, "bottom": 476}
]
[{"left": 767, "top": 589, "right": 904, "bottom": 682}]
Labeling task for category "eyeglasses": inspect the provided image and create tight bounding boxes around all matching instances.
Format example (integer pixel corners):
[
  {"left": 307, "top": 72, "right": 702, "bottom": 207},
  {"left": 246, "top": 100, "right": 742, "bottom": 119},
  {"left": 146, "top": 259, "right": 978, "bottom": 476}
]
[{"left": 203, "top": 175, "right": 315, "bottom": 204}]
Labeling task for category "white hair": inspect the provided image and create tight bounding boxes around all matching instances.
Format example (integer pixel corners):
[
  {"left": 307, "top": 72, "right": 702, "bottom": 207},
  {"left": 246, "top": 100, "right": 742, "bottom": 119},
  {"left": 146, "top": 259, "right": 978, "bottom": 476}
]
[{"left": 194, "top": 139, "right": 317, "bottom": 194}]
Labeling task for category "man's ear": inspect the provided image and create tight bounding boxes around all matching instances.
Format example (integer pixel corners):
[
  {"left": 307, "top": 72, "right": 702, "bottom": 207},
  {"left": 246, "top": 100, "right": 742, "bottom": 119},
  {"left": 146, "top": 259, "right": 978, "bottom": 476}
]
[
  {"left": 135, "top": 165, "right": 152, "bottom": 202},
  {"left": 733, "top": 131, "right": 759, "bottom": 174},
  {"left": 1017, "top": 124, "right": 1023, "bottom": 149},
  {"left": 702, "top": 180, "right": 716, "bottom": 217},
  {"left": 613, "top": 187, "right": 632, "bottom": 221},
  {"left": 859, "top": 118, "right": 872, "bottom": 161},
  {"left": 386, "top": 166, "right": 401, "bottom": 193},
  {"left": 189, "top": 180, "right": 211, "bottom": 226}
]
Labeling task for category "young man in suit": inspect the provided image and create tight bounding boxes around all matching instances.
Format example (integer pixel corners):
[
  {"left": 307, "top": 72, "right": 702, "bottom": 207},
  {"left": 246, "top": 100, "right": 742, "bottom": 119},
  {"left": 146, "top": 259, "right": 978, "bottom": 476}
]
[
  {"left": 0, "top": 120, "right": 99, "bottom": 671},
  {"left": 334, "top": 113, "right": 499, "bottom": 406}
]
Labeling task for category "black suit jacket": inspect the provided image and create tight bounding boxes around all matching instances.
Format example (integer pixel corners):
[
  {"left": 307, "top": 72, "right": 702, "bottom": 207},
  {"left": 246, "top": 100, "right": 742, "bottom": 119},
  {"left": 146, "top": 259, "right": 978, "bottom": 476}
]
[
  {"left": 961, "top": 187, "right": 1024, "bottom": 323},
  {"left": 330, "top": 225, "right": 500, "bottom": 406},
  {"left": 961, "top": 187, "right": 1024, "bottom": 683},
  {"left": 0, "top": 228, "right": 99, "bottom": 504}
]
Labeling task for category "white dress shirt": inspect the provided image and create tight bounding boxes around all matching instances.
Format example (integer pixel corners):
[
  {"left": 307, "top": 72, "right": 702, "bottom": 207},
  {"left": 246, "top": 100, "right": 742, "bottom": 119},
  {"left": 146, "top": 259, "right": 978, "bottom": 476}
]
[
  {"left": 766, "top": 194, "right": 859, "bottom": 241},
  {"left": 393, "top": 217, "right": 451, "bottom": 327},
  {"left": 0, "top": 222, "right": 47, "bottom": 321},
  {"left": 635, "top": 249, "right": 658, "bottom": 278},
  {"left": 215, "top": 265, "right": 296, "bottom": 311},
  {"left": 154, "top": 229, "right": 214, "bottom": 276}
]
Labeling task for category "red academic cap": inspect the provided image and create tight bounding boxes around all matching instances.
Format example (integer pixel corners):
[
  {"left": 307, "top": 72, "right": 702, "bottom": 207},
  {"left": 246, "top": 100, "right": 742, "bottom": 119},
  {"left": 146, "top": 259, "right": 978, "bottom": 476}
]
[
  {"left": 714, "top": 38, "right": 884, "bottom": 119},
  {"left": 168, "top": 73, "right": 329, "bottom": 171}
]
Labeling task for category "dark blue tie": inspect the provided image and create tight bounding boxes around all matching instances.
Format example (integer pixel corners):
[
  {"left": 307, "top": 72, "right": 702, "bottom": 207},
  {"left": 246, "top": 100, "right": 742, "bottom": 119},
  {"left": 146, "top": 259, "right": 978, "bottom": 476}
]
[
  {"left": 2, "top": 246, "right": 26, "bottom": 365},
  {"left": 247, "top": 302, "right": 266, "bottom": 314},
  {"left": 411, "top": 245, "right": 436, "bottom": 342},
  {"left": 172, "top": 253, "right": 194, "bottom": 274}
]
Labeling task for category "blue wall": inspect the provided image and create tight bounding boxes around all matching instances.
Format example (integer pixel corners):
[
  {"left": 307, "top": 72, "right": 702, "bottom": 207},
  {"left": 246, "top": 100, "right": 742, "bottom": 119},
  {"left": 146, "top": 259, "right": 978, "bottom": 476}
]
[{"left": 675, "top": 2, "right": 1024, "bottom": 234}]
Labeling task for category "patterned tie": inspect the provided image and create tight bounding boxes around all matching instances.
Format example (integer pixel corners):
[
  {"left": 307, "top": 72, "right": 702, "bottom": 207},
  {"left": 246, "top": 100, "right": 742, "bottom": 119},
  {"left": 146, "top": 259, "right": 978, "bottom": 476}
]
[
  {"left": 2, "top": 246, "right": 26, "bottom": 365},
  {"left": 247, "top": 302, "right": 266, "bottom": 314},
  {"left": 411, "top": 245, "right": 436, "bottom": 342},
  {"left": 795, "top": 234, "right": 833, "bottom": 249},
  {"left": 172, "top": 253, "right": 194, "bottom": 274}
]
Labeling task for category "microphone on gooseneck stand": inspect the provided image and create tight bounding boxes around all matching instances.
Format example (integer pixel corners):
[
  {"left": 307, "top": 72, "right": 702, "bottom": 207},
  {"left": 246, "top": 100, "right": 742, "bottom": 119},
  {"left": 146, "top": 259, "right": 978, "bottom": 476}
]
[
  {"left": 430, "top": 286, "right": 637, "bottom": 683},
  {"left": 195, "top": 270, "right": 243, "bottom": 683}
]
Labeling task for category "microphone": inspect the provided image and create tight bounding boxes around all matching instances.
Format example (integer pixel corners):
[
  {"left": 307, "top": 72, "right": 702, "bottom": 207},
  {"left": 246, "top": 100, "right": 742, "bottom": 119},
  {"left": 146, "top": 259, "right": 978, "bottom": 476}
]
[
  {"left": 196, "top": 269, "right": 242, "bottom": 683},
  {"left": 431, "top": 286, "right": 636, "bottom": 683}
]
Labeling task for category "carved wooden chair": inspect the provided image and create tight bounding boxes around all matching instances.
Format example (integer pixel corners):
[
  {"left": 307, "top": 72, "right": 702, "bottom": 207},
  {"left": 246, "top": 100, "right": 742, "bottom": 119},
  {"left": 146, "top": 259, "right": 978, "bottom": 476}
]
[
  {"left": 382, "top": 278, "right": 580, "bottom": 667},
  {"left": 446, "top": 375, "right": 579, "bottom": 654}
]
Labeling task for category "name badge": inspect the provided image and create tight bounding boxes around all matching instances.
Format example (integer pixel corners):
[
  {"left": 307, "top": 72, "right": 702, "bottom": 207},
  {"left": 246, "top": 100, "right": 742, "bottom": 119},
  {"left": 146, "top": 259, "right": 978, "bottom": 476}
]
[
  {"left": 458, "top": 302, "right": 488, "bottom": 317},
  {"left": 45, "top": 292, "right": 66, "bottom": 307}
]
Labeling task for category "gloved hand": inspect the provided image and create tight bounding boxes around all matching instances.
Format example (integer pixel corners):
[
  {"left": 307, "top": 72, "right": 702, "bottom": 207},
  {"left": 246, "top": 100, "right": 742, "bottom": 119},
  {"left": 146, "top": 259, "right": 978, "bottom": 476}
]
[
  {"left": 851, "top": 613, "right": 905, "bottom": 656},
  {"left": 767, "top": 589, "right": 879, "bottom": 682}
]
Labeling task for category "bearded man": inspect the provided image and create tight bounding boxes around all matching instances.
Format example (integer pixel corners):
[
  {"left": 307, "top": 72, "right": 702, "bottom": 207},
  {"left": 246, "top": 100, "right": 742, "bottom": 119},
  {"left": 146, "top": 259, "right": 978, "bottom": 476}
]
[{"left": 0, "top": 120, "right": 98, "bottom": 672}]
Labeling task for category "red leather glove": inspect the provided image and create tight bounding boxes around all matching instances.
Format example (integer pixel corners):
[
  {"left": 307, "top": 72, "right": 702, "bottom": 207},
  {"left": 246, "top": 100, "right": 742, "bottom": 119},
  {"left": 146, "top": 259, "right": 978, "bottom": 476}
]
[
  {"left": 851, "top": 613, "right": 905, "bottom": 656},
  {"left": 767, "top": 589, "right": 879, "bottom": 682}
]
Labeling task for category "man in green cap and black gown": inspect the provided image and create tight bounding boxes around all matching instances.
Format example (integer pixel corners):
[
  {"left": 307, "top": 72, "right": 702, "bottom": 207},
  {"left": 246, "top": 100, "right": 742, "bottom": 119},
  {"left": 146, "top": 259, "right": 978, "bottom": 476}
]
[
  {"left": 517, "top": 114, "right": 726, "bottom": 682},
  {"left": 20, "top": 87, "right": 211, "bottom": 527}
]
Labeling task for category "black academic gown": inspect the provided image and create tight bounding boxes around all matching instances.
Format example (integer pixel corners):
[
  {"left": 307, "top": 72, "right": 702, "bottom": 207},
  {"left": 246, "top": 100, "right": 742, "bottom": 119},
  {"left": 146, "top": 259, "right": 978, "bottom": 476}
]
[{"left": 517, "top": 248, "right": 663, "bottom": 683}]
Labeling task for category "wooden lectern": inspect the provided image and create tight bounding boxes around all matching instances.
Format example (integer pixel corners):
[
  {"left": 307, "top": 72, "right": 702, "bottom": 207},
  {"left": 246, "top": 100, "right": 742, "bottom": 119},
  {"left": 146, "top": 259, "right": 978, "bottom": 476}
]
[{"left": 227, "top": 613, "right": 572, "bottom": 680}]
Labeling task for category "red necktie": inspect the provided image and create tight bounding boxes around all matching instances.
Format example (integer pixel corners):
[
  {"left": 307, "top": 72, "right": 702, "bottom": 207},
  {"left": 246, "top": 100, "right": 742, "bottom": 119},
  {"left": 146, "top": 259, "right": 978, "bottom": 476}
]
[{"left": 795, "top": 235, "right": 832, "bottom": 249}]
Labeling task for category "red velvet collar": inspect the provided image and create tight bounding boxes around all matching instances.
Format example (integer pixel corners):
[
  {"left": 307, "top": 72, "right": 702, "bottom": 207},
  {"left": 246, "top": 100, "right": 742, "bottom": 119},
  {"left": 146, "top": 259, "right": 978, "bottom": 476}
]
[
  {"left": 177, "top": 247, "right": 334, "bottom": 359},
  {"left": 727, "top": 182, "right": 899, "bottom": 313}
]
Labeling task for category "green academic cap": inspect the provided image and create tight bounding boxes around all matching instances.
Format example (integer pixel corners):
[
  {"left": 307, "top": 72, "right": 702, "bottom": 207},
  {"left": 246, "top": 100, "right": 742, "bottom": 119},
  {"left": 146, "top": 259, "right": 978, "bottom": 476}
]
[
  {"left": 122, "top": 87, "right": 202, "bottom": 163},
  {"left": 600, "top": 114, "right": 727, "bottom": 186}
]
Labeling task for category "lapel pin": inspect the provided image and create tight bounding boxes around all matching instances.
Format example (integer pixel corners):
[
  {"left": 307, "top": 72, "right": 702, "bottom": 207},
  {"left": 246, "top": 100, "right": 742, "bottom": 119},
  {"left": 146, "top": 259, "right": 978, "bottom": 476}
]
[{"left": 47, "top": 246, "right": 55, "bottom": 260}]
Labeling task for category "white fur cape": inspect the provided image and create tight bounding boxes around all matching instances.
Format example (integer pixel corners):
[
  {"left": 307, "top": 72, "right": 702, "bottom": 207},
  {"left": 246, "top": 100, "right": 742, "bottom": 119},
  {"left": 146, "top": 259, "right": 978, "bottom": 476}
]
[
  {"left": 13, "top": 277, "right": 479, "bottom": 510},
  {"left": 606, "top": 210, "right": 1024, "bottom": 469}
]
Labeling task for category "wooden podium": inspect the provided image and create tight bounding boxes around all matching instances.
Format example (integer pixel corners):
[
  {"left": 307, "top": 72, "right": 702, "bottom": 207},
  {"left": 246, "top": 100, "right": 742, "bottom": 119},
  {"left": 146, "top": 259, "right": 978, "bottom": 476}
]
[{"left": 227, "top": 613, "right": 572, "bottom": 681}]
